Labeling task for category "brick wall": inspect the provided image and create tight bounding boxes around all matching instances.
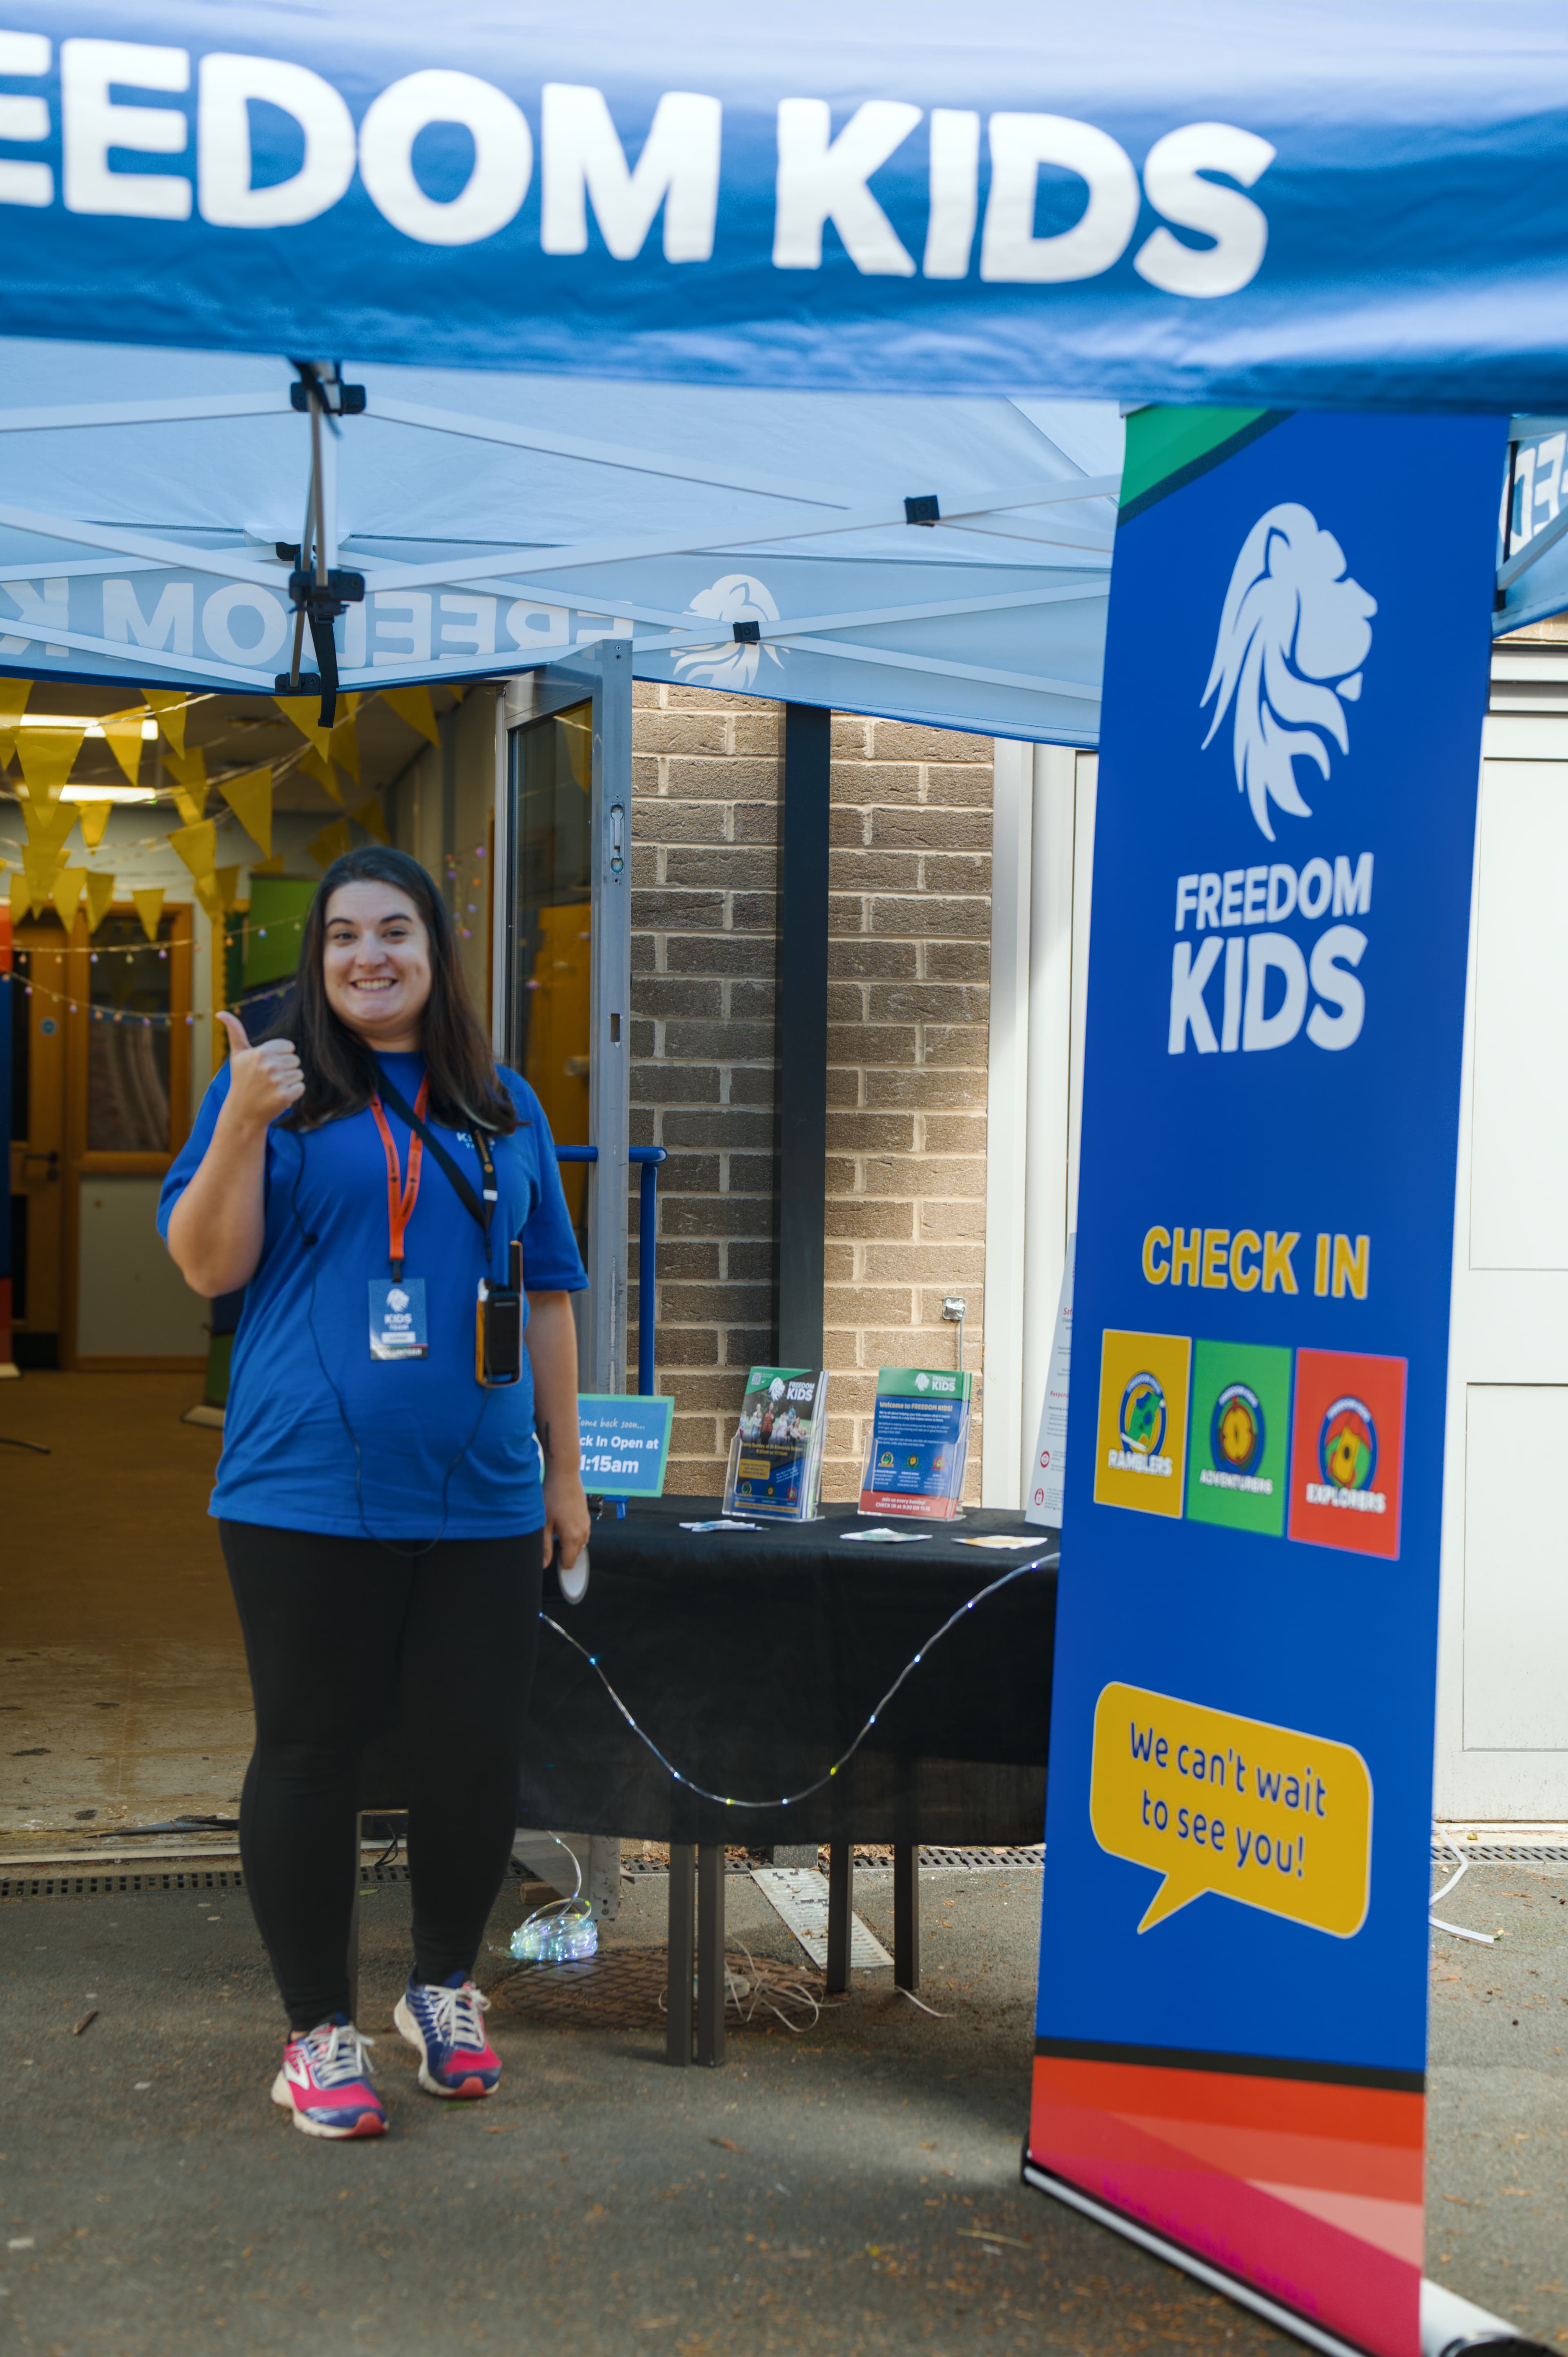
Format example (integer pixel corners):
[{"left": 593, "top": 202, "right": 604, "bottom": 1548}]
[
  {"left": 629, "top": 685, "right": 993, "bottom": 1502},
  {"left": 629, "top": 683, "right": 783, "bottom": 1493},
  {"left": 821, "top": 716, "right": 992, "bottom": 1503}
]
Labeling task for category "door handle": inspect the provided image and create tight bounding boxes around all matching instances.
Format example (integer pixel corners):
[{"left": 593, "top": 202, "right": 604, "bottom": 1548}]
[{"left": 22, "top": 1150, "right": 59, "bottom": 1179}]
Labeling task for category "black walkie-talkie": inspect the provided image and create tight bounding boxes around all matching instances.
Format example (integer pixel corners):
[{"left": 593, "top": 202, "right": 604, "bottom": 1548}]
[{"left": 475, "top": 1239, "right": 523, "bottom": 1387}]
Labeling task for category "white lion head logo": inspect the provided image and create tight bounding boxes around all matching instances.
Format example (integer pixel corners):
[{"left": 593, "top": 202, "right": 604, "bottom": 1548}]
[
  {"left": 1200, "top": 502, "right": 1376, "bottom": 842},
  {"left": 671, "top": 573, "right": 784, "bottom": 691}
]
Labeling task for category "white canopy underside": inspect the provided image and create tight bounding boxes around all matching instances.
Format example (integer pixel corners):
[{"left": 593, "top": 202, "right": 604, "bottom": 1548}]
[{"left": 0, "top": 341, "right": 1123, "bottom": 745}]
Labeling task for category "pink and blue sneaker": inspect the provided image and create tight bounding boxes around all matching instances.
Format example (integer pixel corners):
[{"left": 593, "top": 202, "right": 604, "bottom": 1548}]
[
  {"left": 271, "top": 2017, "right": 386, "bottom": 2139},
  {"left": 394, "top": 1973, "right": 501, "bottom": 2099}
]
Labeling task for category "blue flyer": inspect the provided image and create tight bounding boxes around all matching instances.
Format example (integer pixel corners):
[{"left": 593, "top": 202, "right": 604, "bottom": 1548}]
[{"left": 577, "top": 1395, "right": 672, "bottom": 1497}]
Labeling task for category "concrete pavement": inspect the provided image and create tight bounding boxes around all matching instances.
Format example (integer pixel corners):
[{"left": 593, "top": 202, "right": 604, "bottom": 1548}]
[{"left": 0, "top": 1857, "right": 1563, "bottom": 2354}]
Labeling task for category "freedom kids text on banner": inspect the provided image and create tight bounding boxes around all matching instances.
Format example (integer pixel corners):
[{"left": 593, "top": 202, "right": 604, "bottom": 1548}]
[
  {"left": 0, "top": 6, "right": 1564, "bottom": 413},
  {"left": 1023, "top": 408, "right": 1503, "bottom": 2357}
]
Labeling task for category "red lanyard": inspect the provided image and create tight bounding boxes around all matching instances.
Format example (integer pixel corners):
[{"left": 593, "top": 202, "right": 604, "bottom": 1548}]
[{"left": 369, "top": 1077, "right": 430, "bottom": 1280}]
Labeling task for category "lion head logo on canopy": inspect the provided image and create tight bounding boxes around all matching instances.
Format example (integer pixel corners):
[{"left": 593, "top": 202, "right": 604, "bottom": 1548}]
[{"left": 1200, "top": 502, "right": 1377, "bottom": 841}]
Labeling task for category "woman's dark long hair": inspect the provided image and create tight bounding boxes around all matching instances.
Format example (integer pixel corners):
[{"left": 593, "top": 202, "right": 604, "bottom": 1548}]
[{"left": 266, "top": 845, "right": 517, "bottom": 1134}]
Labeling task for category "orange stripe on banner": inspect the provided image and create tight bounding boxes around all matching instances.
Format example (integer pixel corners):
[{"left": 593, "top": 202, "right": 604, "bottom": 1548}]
[{"left": 1040, "top": 2055, "right": 1423, "bottom": 2147}]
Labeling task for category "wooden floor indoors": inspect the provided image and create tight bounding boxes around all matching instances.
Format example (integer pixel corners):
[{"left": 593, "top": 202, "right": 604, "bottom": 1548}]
[{"left": 0, "top": 1371, "right": 250, "bottom": 1854}]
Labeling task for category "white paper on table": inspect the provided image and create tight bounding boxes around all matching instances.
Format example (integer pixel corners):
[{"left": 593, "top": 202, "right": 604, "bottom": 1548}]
[
  {"left": 1026, "top": 1233, "right": 1074, "bottom": 1527},
  {"left": 957, "top": 1533, "right": 1047, "bottom": 1550},
  {"left": 840, "top": 1525, "right": 934, "bottom": 1543}
]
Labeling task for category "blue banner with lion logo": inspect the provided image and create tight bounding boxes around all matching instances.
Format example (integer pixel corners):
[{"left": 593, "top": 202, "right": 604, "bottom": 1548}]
[{"left": 1024, "top": 411, "right": 1504, "bottom": 2357}]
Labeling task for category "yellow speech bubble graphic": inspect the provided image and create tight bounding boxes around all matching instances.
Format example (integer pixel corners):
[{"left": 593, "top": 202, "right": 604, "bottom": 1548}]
[{"left": 1089, "top": 1681, "right": 1372, "bottom": 1938}]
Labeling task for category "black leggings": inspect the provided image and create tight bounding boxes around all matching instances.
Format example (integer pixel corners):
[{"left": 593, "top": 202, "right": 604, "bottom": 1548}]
[{"left": 220, "top": 1521, "right": 543, "bottom": 2032}]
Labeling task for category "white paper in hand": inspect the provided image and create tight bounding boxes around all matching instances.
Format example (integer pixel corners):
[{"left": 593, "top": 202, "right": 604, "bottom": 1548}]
[{"left": 558, "top": 1546, "right": 589, "bottom": 1604}]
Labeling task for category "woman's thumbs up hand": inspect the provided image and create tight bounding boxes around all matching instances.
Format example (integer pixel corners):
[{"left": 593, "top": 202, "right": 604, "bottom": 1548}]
[{"left": 216, "top": 1009, "right": 305, "bottom": 1133}]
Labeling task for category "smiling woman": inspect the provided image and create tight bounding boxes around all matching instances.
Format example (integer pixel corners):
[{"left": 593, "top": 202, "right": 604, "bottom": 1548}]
[{"left": 156, "top": 843, "right": 590, "bottom": 2141}]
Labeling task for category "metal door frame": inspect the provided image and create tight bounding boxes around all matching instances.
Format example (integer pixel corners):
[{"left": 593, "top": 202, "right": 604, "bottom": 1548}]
[{"left": 491, "top": 643, "right": 632, "bottom": 1394}]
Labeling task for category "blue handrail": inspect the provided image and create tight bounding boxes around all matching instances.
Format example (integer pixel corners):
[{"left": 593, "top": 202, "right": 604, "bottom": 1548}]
[{"left": 554, "top": 1144, "right": 666, "bottom": 1396}]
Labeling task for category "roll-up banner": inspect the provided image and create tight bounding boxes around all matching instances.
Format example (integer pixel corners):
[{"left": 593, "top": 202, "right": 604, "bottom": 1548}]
[{"left": 1025, "top": 409, "right": 1505, "bottom": 2357}]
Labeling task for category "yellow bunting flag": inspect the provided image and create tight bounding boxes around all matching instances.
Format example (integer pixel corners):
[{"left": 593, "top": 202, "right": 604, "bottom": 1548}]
[
  {"left": 328, "top": 713, "right": 361, "bottom": 783},
  {"left": 169, "top": 817, "right": 218, "bottom": 882},
  {"left": 214, "top": 864, "right": 242, "bottom": 913},
  {"left": 146, "top": 690, "right": 187, "bottom": 757},
  {"left": 51, "top": 867, "right": 87, "bottom": 931},
  {"left": 249, "top": 852, "right": 286, "bottom": 876},
  {"left": 166, "top": 742, "right": 205, "bottom": 785},
  {"left": 22, "top": 846, "right": 67, "bottom": 905},
  {"left": 76, "top": 799, "right": 114, "bottom": 850},
  {"left": 16, "top": 788, "right": 76, "bottom": 851},
  {"left": 82, "top": 870, "right": 116, "bottom": 933},
  {"left": 448, "top": 685, "right": 467, "bottom": 703},
  {"left": 131, "top": 886, "right": 165, "bottom": 943},
  {"left": 8, "top": 869, "right": 31, "bottom": 923},
  {"left": 274, "top": 696, "right": 334, "bottom": 759},
  {"left": 16, "top": 724, "right": 86, "bottom": 803},
  {"left": 0, "top": 678, "right": 33, "bottom": 769},
  {"left": 192, "top": 874, "right": 224, "bottom": 923},
  {"left": 307, "top": 817, "right": 353, "bottom": 870},
  {"left": 165, "top": 745, "right": 207, "bottom": 823},
  {"left": 379, "top": 685, "right": 440, "bottom": 745},
  {"left": 218, "top": 765, "right": 274, "bottom": 858},
  {"left": 350, "top": 793, "right": 389, "bottom": 845},
  {"left": 298, "top": 744, "right": 344, "bottom": 803},
  {"left": 99, "top": 709, "right": 146, "bottom": 790}
]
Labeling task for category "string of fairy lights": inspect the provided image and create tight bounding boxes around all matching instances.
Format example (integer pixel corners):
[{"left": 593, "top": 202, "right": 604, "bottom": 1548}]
[
  {"left": 537, "top": 1550, "right": 1059, "bottom": 1814},
  {"left": 1, "top": 684, "right": 487, "bottom": 1019},
  {"left": 4, "top": 841, "right": 492, "bottom": 1026}
]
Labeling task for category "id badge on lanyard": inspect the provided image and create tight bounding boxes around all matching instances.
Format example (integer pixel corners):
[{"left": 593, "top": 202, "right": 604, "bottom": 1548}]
[{"left": 368, "top": 1080, "right": 430, "bottom": 1360}]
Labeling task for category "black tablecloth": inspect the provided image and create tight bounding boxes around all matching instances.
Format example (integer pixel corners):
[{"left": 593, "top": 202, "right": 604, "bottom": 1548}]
[{"left": 514, "top": 1496, "right": 1059, "bottom": 1848}]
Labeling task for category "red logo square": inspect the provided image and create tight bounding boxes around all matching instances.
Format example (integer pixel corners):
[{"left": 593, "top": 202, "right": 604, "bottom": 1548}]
[{"left": 1287, "top": 1347, "right": 1407, "bottom": 1560}]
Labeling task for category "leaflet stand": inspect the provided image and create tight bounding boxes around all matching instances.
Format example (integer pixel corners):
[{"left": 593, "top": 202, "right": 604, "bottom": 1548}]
[
  {"left": 858, "top": 1403, "right": 972, "bottom": 1522},
  {"left": 721, "top": 1428, "right": 826, "bottom": 1524}
]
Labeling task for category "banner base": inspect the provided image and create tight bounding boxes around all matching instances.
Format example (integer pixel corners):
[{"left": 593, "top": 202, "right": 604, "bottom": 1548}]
[{"left": 1020, "top": 2162, "right": 1550, "bottom": 2357}]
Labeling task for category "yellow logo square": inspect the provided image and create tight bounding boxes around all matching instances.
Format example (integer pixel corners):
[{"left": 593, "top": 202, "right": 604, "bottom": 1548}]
[{"left": 1094, "top": 1329, "right": 1193, "bottom": 1518}]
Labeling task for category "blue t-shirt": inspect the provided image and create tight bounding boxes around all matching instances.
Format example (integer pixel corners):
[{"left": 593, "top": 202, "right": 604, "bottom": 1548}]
[{"left": 158, "top": 1054, "right": 587, "bottom": 1541}]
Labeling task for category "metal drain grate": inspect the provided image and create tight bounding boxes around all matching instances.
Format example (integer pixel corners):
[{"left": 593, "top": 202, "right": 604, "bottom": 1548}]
[
  {"left": 920, "top": 1844, "right": 1045, "bottom": 1871},
  {"left": 1, "top": 1868, "right": 248, "bottom": 1902},
  {"left": 0, "top": 1858, "right": 552, "bottom": 1904},
  {"left": 1430, "top": 1843, "right": 1568, "bottom": 1864},
  {"left": 620, "top": 1843, "right": 1045, "bottom": 1876}
]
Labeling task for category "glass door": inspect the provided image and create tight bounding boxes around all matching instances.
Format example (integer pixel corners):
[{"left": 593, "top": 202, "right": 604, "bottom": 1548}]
[{"left": 494, "top": 646, "right": 632, "bottom": 1394}]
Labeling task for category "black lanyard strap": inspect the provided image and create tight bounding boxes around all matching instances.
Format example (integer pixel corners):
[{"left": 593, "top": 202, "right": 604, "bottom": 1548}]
[{"left": 372, "top": 1070, "right": 497, "bottom": 1252}]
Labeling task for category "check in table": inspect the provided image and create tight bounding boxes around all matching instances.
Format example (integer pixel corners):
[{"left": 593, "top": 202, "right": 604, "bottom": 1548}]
[{"left": 517, "top": 1496, "right": 1059, "bottom": 2065}]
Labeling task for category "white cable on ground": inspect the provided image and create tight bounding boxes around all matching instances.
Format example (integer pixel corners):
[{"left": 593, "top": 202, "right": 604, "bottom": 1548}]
[
  {"left": 654, "top": 1936, "right": 841, "bottom": 2036},
  {"left": 1429, "top": 1829, "right": 1495, "bottom": 1946},
  {"left": 895, "top": 1985, "right": 951, "bottom": 2018}
]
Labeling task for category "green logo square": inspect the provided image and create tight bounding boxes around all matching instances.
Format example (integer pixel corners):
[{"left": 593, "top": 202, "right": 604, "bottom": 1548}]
[{"left": 1184, "top": 1340, "right": 1294, "bottom": 1537}]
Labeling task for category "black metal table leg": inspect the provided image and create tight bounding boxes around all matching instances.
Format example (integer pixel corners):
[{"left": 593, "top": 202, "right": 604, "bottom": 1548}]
[
  {"left": 667, "top": 1842, "right": 695, "bottom": 2065},
  {"left": 347, "top": 1810, "right": 363, "bottom": 2023},
  {"left": 696, "top": 1844, "right": 726, "bottom": 2067},
  {"left": 893, "top": 1841, "right": 920, "bottom": 1991},
  {"left": 826, "top": 1840, "right": 852, "bottom": 1995}
]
